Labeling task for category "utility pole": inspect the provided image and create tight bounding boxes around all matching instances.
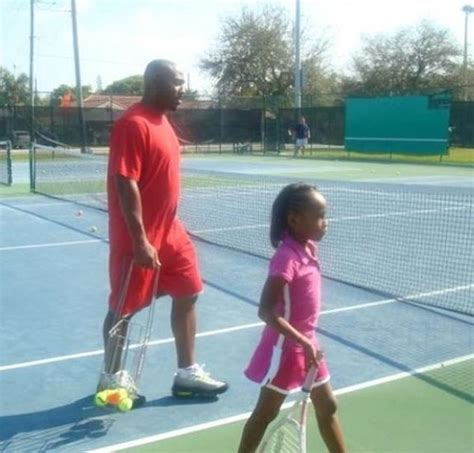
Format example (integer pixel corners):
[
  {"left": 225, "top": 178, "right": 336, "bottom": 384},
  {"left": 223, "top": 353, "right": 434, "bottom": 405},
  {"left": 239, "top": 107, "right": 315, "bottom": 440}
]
[
  {"left": 29, "top": 0, "right": 35, "bottom": 190},
  {"left": 294, "top": 0, "right": 301, "bottom": 111},
  {"left": 462, "top": 5, "right": 474, "bottom": 101},
  {"left": 29, "top": 0, "right": 34, "bottom": 133},
  {"left": 71, "top": 0, "right": 88, "bottom": 153}
]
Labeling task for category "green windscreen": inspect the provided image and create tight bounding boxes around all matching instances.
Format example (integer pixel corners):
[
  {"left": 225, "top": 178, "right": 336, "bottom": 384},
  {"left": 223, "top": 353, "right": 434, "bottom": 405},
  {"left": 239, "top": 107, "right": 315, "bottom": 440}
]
[{"left": 345, "top": 94, "right": 450, "bottom": 154}]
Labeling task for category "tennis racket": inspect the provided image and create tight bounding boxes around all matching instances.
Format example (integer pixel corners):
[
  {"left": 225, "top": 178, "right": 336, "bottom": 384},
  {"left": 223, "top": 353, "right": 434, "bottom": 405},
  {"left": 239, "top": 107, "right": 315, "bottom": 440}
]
[{"left": 259, "top": 365, "right": 318, "bottom": 453}]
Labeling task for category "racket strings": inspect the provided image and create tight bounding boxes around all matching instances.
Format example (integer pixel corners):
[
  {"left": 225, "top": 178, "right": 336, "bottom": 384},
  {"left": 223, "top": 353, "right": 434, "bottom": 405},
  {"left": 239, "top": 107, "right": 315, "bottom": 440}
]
[{"left": 261, "top": 418, "right": 303, "bottom": 452}]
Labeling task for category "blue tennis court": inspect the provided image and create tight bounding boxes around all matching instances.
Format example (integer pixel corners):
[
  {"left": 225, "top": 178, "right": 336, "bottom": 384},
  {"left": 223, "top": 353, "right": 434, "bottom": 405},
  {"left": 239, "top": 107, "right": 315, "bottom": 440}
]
[{"left": 1, "top": 154, "right": 472, "bottom": 452}]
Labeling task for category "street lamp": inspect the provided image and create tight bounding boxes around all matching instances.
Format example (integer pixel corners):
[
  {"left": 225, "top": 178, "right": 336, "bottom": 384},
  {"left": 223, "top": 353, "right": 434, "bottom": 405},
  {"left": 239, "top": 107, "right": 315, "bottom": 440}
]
[
  {"left": 294, "top": 0, "right": 301, "bottom": 110},
  {"left": 462, "top": 5, "right": 474, "bottom": 100}
]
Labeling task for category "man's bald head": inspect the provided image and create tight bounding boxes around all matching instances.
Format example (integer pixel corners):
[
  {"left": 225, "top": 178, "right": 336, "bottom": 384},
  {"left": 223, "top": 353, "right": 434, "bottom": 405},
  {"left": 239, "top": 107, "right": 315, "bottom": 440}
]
[
  {"left": 144, "top": 60, "right": 176, "bottom": 91},
  {"left": 142, "top": 59, "right": 184, "bottom": 112}
]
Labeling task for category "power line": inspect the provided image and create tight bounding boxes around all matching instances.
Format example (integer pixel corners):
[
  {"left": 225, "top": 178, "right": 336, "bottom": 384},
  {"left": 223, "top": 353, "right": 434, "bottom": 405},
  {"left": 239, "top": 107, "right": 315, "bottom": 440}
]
[{"left": 35, "top": 53, "right": 136, "bottom": 66}]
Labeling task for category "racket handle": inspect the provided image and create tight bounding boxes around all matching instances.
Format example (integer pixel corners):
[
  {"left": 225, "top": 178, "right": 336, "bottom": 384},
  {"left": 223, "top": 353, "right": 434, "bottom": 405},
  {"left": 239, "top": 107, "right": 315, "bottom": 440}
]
[{"left": 302, "top": 364, "right": 318, "bottom": 393}]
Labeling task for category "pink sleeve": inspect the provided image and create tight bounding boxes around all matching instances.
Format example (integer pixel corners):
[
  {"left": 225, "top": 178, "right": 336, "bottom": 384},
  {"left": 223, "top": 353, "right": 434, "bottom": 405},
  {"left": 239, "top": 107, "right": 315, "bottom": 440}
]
[
  {"left": 109, "top": 120, "right": 146, "bottom": 181},
  {"left": 269, "top": 250, "right": 296, "bottom": 282}
]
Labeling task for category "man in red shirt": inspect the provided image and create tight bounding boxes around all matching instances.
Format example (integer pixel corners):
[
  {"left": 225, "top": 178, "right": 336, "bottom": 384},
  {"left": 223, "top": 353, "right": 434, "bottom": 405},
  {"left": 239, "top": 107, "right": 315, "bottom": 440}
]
[{"left": 99, "top": 60, "right": 228, "bottom": 406}]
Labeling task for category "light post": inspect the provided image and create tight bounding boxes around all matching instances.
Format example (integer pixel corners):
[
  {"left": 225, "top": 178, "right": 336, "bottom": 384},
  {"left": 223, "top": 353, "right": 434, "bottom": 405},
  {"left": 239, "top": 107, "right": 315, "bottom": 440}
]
[
  {"left": 294, "top": 0, "right": 301, "bottom": 110},
  {"left": 462, "top": 5, "right": 474, "bottom": 100}
]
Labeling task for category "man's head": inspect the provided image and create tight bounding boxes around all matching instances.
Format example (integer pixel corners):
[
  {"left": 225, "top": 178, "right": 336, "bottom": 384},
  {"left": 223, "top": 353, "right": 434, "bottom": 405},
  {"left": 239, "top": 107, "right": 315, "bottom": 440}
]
[
  {"left": 142, "top": 60, "right": 185, "bottom": 112},
  {"left": 298, "top": 116, "right": 306, "bottom": 124}
]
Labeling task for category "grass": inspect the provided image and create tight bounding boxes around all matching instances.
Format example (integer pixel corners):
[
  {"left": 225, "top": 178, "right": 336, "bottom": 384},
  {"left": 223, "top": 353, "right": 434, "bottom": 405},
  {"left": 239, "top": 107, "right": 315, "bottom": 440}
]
[
  {"left": 0, "top": 183, "right": 30, "bottom": 197},
  {"left": 300, "top": 146, "right": 474, "bottom": 166},
  {"left": 6, "top": 146, "right": 474, "bottom": 166},
  {"left": 1, "top": 145, "right": 471, "bottom": 200},
  {"left": 34, "top": 180, "right": 105, "bottom": 195},
  {"left": 8, "top": 149, "right": 106, "bottom": 162}
]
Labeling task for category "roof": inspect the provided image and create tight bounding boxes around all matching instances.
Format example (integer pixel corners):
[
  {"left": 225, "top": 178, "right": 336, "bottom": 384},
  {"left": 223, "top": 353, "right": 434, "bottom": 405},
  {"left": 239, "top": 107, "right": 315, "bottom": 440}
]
[
  {"left": 82, "top": 94, "right": 139, "bottom": 110},
  {"left": 80, "top": 94, "right": 217, "bottom": 110}
]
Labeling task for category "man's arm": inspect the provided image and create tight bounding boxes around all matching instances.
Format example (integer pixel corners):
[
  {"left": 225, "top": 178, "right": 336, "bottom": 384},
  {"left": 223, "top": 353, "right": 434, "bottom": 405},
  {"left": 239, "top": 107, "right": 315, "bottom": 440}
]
[{"left": 115, "top": 174, "right": 160, "bottom": 268}]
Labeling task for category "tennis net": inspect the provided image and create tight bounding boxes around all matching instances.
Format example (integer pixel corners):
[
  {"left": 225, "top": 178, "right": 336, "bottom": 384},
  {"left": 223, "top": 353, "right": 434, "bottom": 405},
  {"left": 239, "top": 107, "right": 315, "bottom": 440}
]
[
  {"left": 32, "top": 149, "right": 473, "bottom": 316},
  {"left": 0, "top": 140, "right": 12, "bottom": 186},
  {"left": 32, "top": 143, "right": 106, "bottom": 208}
]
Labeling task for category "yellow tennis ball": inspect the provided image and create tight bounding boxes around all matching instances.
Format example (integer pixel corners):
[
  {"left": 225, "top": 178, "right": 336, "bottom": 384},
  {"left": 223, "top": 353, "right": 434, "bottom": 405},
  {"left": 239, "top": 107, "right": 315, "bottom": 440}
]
[
  {"left": 94, "top": 391, "right": 108, "bottom": 407},
  {"left": 106, "top": 388, "right": 126, "bottom": 405},
  {"left": 118, "top": 388, "right": 128, "bottom": 398},
  {"left": 118, "top": 397, "right": 133, "bottom": 412}
]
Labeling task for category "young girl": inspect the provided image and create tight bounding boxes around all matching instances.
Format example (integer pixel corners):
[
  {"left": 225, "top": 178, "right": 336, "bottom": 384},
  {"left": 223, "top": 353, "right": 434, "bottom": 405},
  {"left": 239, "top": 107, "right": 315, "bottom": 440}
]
[{"left": 238, "top": 183, "right": 346, "bottom": 453}]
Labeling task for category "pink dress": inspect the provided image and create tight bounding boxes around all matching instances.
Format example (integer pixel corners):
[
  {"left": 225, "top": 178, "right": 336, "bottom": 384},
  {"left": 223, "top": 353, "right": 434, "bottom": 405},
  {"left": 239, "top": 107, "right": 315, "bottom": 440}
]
[{"left": 244, "top": 233, "right": 330, "bottom": 394}]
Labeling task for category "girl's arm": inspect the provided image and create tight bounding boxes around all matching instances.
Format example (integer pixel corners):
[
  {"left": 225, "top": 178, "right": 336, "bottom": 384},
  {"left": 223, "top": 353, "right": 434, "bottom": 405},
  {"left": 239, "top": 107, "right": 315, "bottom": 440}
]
[{"left": 258, "top": 276, "right": 320, "bottom": 365}]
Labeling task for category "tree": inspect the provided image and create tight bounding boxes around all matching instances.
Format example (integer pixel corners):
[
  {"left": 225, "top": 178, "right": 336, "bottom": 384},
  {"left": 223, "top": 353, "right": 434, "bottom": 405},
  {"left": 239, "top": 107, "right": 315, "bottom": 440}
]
[
  {"left": 200, "top": 4, "right": 331, "bottom": 99},
  {"left": 182, "top": 88, "right": 200, "bottom": 100},
  {"left": 301, "top": 59, "right": 342, "bottom": 106},
  {"left": 346, "top": 20, "right": 461, "bottom": 94},
  {"left": 0, "top": 66, "right": 29, "bottom": 105},
  {"left": 102, "top": 75, "right": 143, "bottom": 95},
  {"left": 449, "top": 64, "right": 474, "bottom": 100},
  {"left": 50, "top": 84, "right": 92, "bottom": 106}
]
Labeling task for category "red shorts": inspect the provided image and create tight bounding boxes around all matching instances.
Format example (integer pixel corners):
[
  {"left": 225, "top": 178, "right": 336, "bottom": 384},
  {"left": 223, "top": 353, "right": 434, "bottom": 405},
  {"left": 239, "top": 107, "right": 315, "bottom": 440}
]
[
  {"left": 266, "top": 347, "right": 330, "bottom": 395},
  {"left": 108, "top": 220, "right": 203, "bottom": 316}
]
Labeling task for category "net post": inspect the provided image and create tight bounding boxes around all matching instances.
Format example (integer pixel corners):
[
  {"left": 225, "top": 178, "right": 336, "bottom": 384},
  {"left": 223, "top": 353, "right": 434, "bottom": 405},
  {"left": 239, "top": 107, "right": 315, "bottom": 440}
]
[
  {"left": 6, "top": 140, "right": 12, "bottom": 186},
  {"left": 218, "top": 96, "right": 223, "bottom": 154},
  {"left": 29, "top": 142, "right": 35, "bottom": 192},
  {"left": 262, "top": 95, "right": 266, "bottom": 153}
]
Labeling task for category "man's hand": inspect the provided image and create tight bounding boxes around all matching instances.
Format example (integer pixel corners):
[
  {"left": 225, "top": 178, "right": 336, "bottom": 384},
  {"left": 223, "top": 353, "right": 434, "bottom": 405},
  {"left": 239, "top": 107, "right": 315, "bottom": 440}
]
[{"left": 133, "top": 238, "right": 160, "bottom": 268}]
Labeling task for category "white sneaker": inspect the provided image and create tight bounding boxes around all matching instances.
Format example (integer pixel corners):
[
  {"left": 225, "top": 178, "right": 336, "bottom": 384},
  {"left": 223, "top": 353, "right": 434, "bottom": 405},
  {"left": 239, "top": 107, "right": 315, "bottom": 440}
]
[{"left": 172, "top": 364, "right": 229, "bottom": 398}]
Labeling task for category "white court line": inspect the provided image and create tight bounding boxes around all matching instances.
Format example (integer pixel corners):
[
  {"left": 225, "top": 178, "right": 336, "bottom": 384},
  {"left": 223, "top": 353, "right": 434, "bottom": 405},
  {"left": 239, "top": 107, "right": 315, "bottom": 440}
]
[
  {"left": 0, "top": 323, "right": 261, "bottom": 372},
  {"left": 0, "top": 239, "right": 102, "bottom": 251},
  {"left": 192, "top": 204, "right": 470, "bottom": 234},
  {"left": 1, "top": 284, "right": 471, "bottom": 372},
  {"left": 0, "top": 201, "right": 76, "bottom": 209},
  {"left": 193, "top": 224, "right": 268, "bottom": 234},
  {"left": 88, "top": 354, "right": 474, "bottom": 452},
  {"left": 329, "top": 205, "right": 469, "bottom": 222}
]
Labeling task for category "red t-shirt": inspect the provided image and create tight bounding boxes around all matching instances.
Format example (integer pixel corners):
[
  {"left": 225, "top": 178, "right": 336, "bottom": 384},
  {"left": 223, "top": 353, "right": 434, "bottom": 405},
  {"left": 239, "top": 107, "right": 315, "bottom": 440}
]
[{"left": 107, "top": 102, "right": 181, "bottom": 252}]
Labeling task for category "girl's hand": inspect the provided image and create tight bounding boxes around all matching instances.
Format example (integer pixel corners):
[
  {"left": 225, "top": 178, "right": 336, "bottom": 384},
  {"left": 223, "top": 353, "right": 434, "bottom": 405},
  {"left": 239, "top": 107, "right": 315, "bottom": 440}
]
[{"left": 299, "top": 336, "right": 324, "bottom": 370}]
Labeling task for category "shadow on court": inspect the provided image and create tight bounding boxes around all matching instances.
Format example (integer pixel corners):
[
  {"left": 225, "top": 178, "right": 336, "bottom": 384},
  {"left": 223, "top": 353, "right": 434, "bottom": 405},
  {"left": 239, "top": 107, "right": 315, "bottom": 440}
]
[
  {"left": 145, "top": 395, "right": 219, "bottom": 407},
  {"left": 0, "top": 395, "right": 114, "bottom": 451}
]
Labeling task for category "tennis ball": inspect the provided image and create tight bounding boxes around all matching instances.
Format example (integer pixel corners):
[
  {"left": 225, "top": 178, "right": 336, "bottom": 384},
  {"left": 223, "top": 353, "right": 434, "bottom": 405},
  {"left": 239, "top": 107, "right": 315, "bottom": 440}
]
[
  {"left": 94, "top": 391, "right": 108, "bottom": 407},
  {"left": 118, "top": 397, "right": 133, "bottom": 412},
  {"left": 76, "top": 210, "right": 83, "bottom": 217},
  {"left": 106, "top": 388, "right": 128, "bottom": 405},
  {"left": 90, "top": 226, "right": 98, "bottom": 233},
  {"left": 116, "top": 388, "right": 128, "bottom": 401}
]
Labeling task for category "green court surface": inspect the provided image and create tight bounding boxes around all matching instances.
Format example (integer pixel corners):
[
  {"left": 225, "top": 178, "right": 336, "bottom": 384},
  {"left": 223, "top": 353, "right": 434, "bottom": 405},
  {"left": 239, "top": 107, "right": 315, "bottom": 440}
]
[{"left": 121, "top": 359, "right": 473, "bottom": 453}]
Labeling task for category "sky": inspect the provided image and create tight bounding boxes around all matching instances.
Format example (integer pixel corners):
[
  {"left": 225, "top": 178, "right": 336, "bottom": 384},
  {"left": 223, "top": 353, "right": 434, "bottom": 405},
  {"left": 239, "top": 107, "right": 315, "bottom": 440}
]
[{"left": 1, "top": 0, "right": 473, "bottom": 96}]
